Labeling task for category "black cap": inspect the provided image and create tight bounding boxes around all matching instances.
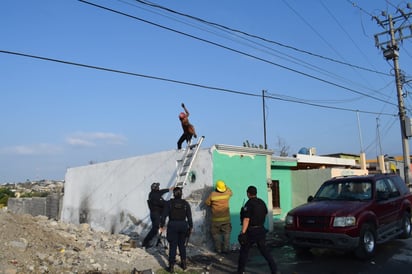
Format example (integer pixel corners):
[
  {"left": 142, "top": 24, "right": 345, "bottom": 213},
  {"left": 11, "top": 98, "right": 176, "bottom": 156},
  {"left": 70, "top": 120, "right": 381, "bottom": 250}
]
[
  {"left": 151, "top": 182, "right": 160, "bottom": 191},
  {"left": 247, "top": 185, "right": 257, "bottom": 195}
]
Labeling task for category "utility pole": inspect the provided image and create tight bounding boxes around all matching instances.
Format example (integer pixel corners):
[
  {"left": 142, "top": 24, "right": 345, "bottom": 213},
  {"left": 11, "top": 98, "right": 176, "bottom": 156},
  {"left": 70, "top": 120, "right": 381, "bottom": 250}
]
[
  {"left": 374, "top": 4, "right": 412, "bottom": 184},
  {"left": 262, "top": 90, "right": 268, "bottom": 149}
]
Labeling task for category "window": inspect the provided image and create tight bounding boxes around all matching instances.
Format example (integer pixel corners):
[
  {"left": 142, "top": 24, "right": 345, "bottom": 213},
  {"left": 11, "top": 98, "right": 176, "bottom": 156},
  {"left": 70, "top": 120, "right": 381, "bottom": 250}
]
[
  {"left": 386, "top": 179, "right": 400, "bottom": 198},
  {"left": 271, "top": 180, "right": 280, "bottom": 208},
  {"left": 376, "top": 179, "right": 389, "bottom": 192},
  {"left": 390, "top": 176, "right": 408, "bottom": 195},
  {"left": 376, "top": 179, "right": 391, "bottom": 200}
]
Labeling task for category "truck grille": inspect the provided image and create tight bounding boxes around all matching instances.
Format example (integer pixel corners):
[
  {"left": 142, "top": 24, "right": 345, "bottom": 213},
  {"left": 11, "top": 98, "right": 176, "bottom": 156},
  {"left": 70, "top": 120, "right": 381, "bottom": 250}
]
[{"left": 298, "top": 216, "right": 330, "bottom": 229}]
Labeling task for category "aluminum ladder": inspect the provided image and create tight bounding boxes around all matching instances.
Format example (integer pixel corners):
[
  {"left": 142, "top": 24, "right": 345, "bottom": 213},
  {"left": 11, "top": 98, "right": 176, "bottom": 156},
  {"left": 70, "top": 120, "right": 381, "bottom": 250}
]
[{"left": 175, "top": 136, "right": 205, "bottom": 188}]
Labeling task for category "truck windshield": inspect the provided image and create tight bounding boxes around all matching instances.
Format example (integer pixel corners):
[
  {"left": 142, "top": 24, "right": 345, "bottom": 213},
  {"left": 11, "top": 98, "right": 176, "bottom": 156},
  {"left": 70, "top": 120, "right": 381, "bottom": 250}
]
[{"left": 315, "top": 181, "right": 372, "bottom": 201}]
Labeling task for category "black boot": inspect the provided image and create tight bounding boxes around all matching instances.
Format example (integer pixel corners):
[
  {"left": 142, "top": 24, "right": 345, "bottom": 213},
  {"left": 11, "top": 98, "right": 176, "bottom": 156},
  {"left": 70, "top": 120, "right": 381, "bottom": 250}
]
[
  {"left": 181, "top": 259, "right": 187, "bottom": 270},
  {"left": 167, "top": 263, "right": 174, "bottom": 273}
]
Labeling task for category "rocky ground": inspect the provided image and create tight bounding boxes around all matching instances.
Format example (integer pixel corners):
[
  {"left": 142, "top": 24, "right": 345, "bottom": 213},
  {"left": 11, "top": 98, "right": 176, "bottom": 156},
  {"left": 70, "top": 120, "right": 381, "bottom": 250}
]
[
  {"left": 0, "top": 208, "right": 217, "bottom": 274},
  {"left": 0, "top": 208, "right": 288, "bottom": 274}
]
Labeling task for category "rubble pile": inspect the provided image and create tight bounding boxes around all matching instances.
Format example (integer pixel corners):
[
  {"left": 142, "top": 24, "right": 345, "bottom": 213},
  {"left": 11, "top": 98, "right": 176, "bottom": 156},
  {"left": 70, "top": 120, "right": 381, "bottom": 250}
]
[{"left": 0, "top": 209, "right": 163, "bottom": 273}]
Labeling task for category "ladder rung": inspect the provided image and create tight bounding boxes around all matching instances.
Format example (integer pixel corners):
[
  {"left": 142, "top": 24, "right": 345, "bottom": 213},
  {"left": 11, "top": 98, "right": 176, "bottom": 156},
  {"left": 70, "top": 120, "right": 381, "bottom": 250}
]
[{"left": 175, "top": 136, "right": 204, "bottom": 188}]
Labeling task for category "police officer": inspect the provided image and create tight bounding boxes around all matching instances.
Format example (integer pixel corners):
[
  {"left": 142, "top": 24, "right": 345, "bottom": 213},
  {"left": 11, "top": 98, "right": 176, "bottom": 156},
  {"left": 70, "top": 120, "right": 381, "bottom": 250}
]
[
  {"left": 142, "top": 182, "right": 173, "bottom": 248},
  {"left": 160, "top": 187, "right": 193, "bottom": 273},
  {"left": 237, "top": 185, "right": 277, "bottom": 274}
]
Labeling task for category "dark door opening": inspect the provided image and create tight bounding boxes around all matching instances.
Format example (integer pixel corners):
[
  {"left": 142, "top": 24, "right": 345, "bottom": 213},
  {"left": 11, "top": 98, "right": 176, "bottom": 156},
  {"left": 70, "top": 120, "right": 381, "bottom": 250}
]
[{"left": 271, "top": 180, "right": 280, "bottom": 208}]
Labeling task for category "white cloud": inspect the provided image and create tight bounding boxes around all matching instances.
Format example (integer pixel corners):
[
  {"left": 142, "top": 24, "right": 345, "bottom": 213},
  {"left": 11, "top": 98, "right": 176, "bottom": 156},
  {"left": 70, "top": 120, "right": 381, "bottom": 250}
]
[
  {"left": 0, "top": 144, "right": 63, "bottom": 155},
  {"left": 0, "top": 132, "right": 127, "bottom": 155},
  {"left": 66, "top": 132, "right": 127, "bottom": 147},
  {"left": 66, "top": 138, "right": 95, "bottom": 147}
]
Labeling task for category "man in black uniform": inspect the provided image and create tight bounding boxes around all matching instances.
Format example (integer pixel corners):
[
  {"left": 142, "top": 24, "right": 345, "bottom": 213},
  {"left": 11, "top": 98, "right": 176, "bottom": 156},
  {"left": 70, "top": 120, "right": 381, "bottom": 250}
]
[
  {"left": 160, "top": 187, "right": 193, "bottom": 273},
  {"left": 142, "top": 182, "right": 173, "bottom": 248},
  {"left": 237, "top": 185, "right": 277, "bottom": 274}
]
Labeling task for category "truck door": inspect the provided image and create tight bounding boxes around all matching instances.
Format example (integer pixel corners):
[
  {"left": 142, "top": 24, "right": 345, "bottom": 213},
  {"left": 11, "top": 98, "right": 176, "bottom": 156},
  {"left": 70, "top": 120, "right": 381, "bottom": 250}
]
[{"left": 374, "top": 179, "right": 398, "bottom": 230}]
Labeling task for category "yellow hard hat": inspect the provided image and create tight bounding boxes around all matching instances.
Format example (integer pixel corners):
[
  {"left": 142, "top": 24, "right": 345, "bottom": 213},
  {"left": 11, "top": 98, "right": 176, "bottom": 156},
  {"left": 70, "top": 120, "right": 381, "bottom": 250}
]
[{"left": 216, "top": 180, "right": 227, "bottom": 192}]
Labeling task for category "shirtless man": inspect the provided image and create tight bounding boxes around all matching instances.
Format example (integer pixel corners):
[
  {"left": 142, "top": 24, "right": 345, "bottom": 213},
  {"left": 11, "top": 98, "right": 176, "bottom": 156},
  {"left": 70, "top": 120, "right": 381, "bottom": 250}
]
[{"left": 177, "top": 103, "right": 197, "bottom": 150}]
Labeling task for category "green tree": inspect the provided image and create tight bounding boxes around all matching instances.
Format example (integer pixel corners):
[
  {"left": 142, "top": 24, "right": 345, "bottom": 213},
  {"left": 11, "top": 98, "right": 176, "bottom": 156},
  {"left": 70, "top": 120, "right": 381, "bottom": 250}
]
[
  {"left": 0, "top": 187, "right": 15, "bottom": 207},
  {"left": 243, "top": 140, "right": 264, "bottom": 149}
]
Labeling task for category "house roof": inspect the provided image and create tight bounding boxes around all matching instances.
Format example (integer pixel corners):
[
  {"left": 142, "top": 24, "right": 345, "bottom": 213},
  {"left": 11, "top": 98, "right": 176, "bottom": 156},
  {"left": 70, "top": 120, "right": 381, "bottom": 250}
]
[
  {"left": 214, "top": 144, "right": 274, "bottom": 155},
  {"left": 293, "top": 153, "right": 358, "bottom": 169}
]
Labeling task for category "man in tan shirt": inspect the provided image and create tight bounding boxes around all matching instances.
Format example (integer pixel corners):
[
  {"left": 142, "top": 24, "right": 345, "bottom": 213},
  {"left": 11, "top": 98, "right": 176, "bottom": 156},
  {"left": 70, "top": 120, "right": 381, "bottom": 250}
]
[{"left": 205, "top": 180, "right": 233, "bottom": 253}]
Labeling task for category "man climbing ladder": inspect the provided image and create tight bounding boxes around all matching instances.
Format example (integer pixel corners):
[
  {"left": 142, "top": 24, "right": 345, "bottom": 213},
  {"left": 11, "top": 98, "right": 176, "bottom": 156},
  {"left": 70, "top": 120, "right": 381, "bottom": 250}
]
[{"left": 177, "top": 103, "right": 197, "bottom": 150}]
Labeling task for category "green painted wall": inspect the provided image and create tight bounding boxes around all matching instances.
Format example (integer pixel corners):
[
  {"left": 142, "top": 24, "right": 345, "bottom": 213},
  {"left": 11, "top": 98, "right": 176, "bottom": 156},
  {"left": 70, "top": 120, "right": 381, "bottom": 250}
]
[
  {"left": 270, "top": 159, "right": 297, "bottom": 220},
  {"left": 212, "top": 149, "right": 269, "bottom": 244},
  {"left": 271, "top": 166, "right": 293, "bottom": 220}
]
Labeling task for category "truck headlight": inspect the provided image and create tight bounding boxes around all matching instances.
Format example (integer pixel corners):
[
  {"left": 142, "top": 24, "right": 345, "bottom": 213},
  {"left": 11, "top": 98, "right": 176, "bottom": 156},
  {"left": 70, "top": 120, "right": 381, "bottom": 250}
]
[
  {"left": 285, "top": 215, "right": 294, "bottom": 225},
  {"left": 333, "top": 216, "right": 356, "bottom": 227}
]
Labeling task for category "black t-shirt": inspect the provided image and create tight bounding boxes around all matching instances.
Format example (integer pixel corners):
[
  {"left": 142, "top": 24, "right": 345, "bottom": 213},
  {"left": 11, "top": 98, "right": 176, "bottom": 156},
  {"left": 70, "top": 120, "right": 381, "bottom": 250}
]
[
  {"left": 241, "top": 197, "right": 268, "bottom": 227},
  {"left": 147, "top": 189, "right": 169, "bottom": 213}
]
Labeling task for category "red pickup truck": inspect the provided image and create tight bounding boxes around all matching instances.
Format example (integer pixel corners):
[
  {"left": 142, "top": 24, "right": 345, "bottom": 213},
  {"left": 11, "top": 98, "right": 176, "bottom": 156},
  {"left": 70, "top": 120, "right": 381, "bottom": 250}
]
[{"left": 285, "top": 173, "right": 412, "bottom": 259}]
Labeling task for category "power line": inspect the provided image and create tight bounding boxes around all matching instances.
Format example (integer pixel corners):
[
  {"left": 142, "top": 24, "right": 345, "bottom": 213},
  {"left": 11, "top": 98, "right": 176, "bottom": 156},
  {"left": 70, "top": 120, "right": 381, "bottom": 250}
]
[
  {"left": 346, "top": 0, "right": 374, "bottom": 17},
  {"left": 78, "top": 0, "right": 398, "bottom": 107},
  {"left": 319, "top": 0, "right": 393, "bottom": 100},
  {"left": 282, "top": 0, "right": 349, "bottom": 65},
  {"left": 0, "top": 49, "right": 397, "bottom": 117},
  {"left": 320, "top": 1, "right": 385, "bottom": 80},
  {"left": 133, "top": 0, "right": 391, "bottom": 77},
  {"left": 264, "top": 90, "right": 395, "bottom": 116},
  {"left": 364, "top": 116, "right": 398, "bottom": 156},
  {"left": 129, "top": 0, "right": 399, "bottom": 102},
  {"left": 129, "top": 0, "right": 388, "bottom": 97},
  {"left": 0, "top": 50, "right": 254, "bottom": 97}
]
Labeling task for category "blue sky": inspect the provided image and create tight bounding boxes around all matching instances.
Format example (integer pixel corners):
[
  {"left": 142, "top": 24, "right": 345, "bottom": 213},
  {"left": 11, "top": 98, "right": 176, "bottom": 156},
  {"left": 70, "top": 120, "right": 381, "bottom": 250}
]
[{"left": 1, "top": 0, "right": 412, "bottom": 183}]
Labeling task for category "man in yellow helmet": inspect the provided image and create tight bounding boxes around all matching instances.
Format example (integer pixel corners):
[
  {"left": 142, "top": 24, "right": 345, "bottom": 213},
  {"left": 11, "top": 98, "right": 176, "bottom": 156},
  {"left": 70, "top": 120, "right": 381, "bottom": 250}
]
[{"left": 205, "top": 180, "right": 233, "bottom": 254}]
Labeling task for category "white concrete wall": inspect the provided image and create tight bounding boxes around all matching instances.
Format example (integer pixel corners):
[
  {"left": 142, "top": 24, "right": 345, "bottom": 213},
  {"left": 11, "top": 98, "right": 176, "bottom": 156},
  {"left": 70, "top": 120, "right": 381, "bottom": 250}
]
[
  {"left": 291, "top": 168, "right": 369, "bottom": 208},
  {"left": 61, "top": 148, "right": 213, "bottom": 246}
]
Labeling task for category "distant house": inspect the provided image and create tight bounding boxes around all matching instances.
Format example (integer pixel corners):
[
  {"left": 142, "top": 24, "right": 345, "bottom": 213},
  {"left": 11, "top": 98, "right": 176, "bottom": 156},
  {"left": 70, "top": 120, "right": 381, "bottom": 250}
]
[
  {"left": 286, "top": 152, "right": 368, "bottom": 212},
  {"left": 366, "top": 155, "right": 406, "bottom": 176}
]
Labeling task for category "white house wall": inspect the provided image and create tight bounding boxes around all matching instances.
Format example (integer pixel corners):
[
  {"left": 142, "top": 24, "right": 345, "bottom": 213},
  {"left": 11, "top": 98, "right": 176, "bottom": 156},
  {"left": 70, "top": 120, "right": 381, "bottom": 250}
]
[
  {"left": 61, "top": 148, "right": 213, "bottom": 246},
  {"left": 291, "top": 168, "right": 369, "bottom": 208}
]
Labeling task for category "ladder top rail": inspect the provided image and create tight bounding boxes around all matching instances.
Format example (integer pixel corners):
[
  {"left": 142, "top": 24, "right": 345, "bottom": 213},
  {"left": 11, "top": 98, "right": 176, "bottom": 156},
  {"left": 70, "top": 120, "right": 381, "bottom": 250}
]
[{"left": 175, "top": 136, "right": 205, "bottom": 188}]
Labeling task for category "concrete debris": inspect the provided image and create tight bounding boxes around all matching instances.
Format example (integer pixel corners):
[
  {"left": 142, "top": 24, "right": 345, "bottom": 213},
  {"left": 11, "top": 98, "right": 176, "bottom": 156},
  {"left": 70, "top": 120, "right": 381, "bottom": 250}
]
[
  {"left": 0, "top": 209, "right": 164, "bottom": 273},
  {"left": 0, "top": 209, "right": 220, "bottom": 273}
]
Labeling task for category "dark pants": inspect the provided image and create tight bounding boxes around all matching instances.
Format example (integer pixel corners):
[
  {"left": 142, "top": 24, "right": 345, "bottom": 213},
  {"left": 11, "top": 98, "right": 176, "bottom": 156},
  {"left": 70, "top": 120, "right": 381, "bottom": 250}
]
[
  {"left": 167, "top": 220, "right": 189, "bottom": 265},
  {"left": 142, "top": 212, "right": 161, "bottom": 247},
  {"left": 211, "top": 222, "right": 232, "bottom": 253},
  {"left": 237, "top": 227, "right": 277, "bottom": 274},
  {"left": 177, "top": 132, "right": 193, "bottom": 149}
]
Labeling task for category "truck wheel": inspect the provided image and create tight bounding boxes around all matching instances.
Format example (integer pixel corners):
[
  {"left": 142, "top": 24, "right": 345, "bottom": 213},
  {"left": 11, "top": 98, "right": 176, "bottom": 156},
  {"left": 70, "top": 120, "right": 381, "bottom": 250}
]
[
  {"left": 355, "top": 223, "right": 376, "bottom": 259},
  {"left": 399, "top": 212, "right": 411, "bottom": 239}
]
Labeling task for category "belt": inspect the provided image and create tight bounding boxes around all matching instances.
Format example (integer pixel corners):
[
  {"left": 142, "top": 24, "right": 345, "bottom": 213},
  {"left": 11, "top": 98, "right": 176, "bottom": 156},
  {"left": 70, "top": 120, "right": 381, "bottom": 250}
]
[{"left": 249, "top": 225, "right": 263, "bottom": 229}]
